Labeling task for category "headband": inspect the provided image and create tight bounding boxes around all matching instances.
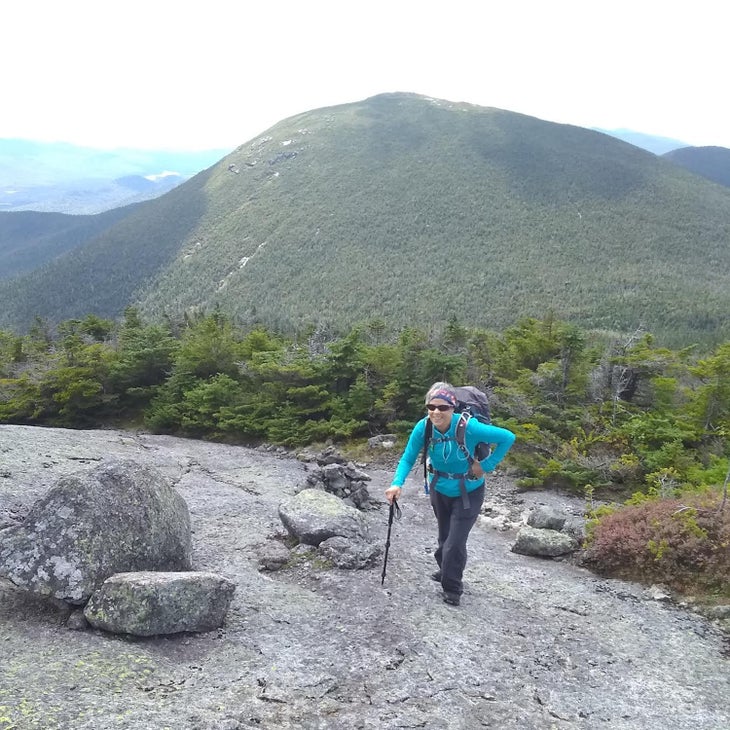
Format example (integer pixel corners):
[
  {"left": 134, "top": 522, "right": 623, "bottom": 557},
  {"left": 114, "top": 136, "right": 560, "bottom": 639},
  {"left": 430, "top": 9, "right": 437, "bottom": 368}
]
[{"left": 429, "top": 389, "right": 456, "bottom": 407}]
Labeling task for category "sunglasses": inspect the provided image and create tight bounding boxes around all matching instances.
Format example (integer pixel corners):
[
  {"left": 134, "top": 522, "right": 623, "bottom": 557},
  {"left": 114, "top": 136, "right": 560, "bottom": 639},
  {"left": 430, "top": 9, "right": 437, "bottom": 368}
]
[{"left": 426, "top": 403, "right": 453, "bottom": 412}]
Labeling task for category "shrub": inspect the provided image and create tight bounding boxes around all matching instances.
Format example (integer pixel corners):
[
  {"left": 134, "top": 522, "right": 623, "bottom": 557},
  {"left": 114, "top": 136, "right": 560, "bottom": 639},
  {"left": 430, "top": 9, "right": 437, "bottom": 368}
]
[{"left": 584, "top": 494, "right": 730, "bottom": 597}]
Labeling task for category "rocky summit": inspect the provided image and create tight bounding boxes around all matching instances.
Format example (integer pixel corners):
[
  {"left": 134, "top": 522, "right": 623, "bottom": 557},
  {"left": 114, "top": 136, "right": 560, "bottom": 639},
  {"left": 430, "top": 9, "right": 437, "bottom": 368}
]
[{"left": 0, "top": 424, "right": 729, "bottom": 729}]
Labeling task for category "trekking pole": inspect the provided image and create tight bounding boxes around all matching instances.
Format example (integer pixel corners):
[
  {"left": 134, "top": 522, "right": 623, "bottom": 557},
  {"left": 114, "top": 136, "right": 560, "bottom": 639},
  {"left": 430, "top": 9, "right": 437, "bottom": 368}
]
[{"left": 381, "top": 498, "right": 402, "bottom": 586}]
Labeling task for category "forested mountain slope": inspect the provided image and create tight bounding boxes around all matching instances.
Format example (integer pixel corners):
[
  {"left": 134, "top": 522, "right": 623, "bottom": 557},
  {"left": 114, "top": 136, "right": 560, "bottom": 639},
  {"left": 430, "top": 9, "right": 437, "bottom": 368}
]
[{"left": 1, "top": 93, "right": 729, "bottom": 346}]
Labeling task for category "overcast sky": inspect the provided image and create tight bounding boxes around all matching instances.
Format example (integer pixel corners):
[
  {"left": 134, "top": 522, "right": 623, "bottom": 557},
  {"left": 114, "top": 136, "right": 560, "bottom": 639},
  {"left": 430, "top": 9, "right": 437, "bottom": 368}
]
[{"left": 4, "top": 0, "right": 727, "bottom": 152}]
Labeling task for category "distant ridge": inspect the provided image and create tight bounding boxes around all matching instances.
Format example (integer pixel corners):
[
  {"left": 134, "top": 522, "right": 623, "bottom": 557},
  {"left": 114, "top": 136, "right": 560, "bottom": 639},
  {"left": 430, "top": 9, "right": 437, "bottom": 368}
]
[
  {"left": 594, "top": 128, "right": 688, "bottom": 155},
  {"left": 0, "top": 205, "right": 141, "bottom": 280},
  {"left": 1, "top": 93, "right": 729, "bottom": 347},
  {"left": 662, "top": 146, "right": 730, "bottom": 188},
  {"left": 0, "top": 139, "right": 229, "bottom": 213}
]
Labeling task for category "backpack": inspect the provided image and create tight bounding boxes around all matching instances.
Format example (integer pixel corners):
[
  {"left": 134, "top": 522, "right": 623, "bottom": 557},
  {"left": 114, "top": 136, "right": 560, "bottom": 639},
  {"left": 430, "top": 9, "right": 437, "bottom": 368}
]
[{"left": 422, "top": 385, "right": 492, "bottom": 489}]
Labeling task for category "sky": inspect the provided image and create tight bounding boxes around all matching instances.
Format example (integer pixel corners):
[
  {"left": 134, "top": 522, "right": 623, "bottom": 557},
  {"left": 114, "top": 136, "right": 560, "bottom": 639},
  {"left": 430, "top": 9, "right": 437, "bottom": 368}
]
[{"left": 3, "top": 0, "right": 728, "bottom": 152}]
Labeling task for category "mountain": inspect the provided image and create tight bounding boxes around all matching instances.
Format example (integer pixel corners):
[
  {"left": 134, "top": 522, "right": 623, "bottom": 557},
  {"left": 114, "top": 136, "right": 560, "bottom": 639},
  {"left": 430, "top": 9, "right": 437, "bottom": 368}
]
[
  {"left": 594, "top": 129, "right": 688, "bottom": 155},
  {"left": 1, "top": 93, "right": 730, "bottom": 346},
  {"left": 0, "top": 139, "right": 229, "bottom": 214},
  {"left": 662, "top": 146, "right": 730, "bottom": 188}
]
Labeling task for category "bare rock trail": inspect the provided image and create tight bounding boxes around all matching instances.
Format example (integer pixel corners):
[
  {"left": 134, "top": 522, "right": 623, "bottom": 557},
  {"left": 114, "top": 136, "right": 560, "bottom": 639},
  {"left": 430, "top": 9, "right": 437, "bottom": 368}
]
[{"left": 1, "top": 425, "right": 728, "bottom": 729}]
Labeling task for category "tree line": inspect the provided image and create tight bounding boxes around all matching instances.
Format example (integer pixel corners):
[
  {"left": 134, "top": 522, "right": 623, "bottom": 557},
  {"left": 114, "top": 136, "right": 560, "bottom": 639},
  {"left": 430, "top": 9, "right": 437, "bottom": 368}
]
[{"left": 1, "top": 308, "right": 727, "bottom": 598}]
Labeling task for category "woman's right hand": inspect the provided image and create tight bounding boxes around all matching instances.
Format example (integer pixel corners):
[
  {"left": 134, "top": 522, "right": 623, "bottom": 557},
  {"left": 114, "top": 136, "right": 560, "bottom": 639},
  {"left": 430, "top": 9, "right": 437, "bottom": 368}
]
[{"left": 384, "top": 485, "right": 402, "bottom": 504}]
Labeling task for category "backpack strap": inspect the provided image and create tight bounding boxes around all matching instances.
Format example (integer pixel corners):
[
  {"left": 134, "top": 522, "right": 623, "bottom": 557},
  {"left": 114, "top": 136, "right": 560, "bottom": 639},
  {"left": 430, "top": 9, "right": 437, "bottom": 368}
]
[
  {"left": 455, "top": 413, "right": 476, "bottom": 476},
  {"left": 423, "top": 420, "right": 461, "bottom": 492},
  {"left": 423, "top": 415, "right": 477, "bottom": 506},
  {"left": 422, "top": 418, "right": 433, "bottom": 490}
]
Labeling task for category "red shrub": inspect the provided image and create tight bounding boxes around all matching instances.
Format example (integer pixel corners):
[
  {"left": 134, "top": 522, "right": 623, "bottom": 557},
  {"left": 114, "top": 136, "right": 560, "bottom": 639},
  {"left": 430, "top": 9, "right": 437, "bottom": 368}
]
[{"left": 584, "top": 495, "right": 730, "bottom": 596}]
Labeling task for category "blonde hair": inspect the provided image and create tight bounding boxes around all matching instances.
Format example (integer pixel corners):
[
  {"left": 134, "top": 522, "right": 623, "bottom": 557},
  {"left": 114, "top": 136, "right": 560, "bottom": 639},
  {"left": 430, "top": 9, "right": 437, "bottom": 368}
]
[{"left": 425, "top": 381, "right": 456, "bottom": 405}]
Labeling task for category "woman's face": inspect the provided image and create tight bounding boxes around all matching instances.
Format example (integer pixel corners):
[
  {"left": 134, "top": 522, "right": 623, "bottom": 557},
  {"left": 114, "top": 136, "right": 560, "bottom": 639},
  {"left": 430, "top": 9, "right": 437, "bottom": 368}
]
[{"left": 426, "top": 397, "right": 454, "bottom": 431}]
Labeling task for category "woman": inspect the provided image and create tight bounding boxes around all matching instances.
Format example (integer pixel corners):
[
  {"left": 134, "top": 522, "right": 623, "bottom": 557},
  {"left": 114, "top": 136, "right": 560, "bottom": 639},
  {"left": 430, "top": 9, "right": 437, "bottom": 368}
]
[{"left": 384, "top": 382, "right": 516, "bottom": 606}]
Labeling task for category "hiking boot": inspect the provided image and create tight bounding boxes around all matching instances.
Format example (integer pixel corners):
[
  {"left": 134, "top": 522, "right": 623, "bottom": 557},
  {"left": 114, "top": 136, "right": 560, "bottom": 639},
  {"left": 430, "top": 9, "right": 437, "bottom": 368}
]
[
  {"left": 430, "top": 570, "right": 442, "bottom": 582},
  {"left": 442, "top": 591, "right": 460, "bottom": 606}
]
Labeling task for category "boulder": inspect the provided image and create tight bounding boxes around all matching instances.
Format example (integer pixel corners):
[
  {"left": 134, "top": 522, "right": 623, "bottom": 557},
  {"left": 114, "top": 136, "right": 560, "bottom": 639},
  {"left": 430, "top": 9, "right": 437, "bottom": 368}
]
[
  {"left": 0, "top": 460, "right": 192, "bottom": 604},
  {"left": 511, "top": 525, "right": 578, "bottom": 558},
  {"left": 526, "top": 505, "right": 567, "bottom": 531},
  {"left": 84, "top": 571, "right": 235, "bottom": 636},
  {"left": 367, "top": 434, "right": 397, "bottom": 449},
  {"left": 278, "top": 488, "right": 367, "bottom": 545},
  {"left": 561, "top": 515, "right": 587, "bottom": 543},
  {"left": 322, "top": 462, "right": 348, "bottom": 492}
]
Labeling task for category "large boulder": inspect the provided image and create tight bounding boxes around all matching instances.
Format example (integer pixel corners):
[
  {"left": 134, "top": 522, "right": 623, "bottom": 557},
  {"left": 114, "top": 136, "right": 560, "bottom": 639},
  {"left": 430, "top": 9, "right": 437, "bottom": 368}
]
[
  {"left": 278, "top": 488, "right": 367, "bottom": 545},
  {"left": 84, "top": 571, "right": 235, "bottom": 636},
  {"left": 0, "top": 460, "right": 192, "bottom": 604}
]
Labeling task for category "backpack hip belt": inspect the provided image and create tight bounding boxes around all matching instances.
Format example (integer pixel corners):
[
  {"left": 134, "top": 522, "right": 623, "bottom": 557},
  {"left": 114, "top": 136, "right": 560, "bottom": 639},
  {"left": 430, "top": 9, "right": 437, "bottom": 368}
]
[
  {"left": 428, "top": 468, "right": 477, "bottom": 509},
  {"left": 427, "top": 465, "right": 482, "bottom": 482}
]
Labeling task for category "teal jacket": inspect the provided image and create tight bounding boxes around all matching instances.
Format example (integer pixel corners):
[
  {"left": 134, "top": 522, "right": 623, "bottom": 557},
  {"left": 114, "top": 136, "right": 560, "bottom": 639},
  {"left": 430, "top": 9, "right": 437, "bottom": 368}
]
[{"left": 391, "top": 414, "right": 516, "bottom": 498}]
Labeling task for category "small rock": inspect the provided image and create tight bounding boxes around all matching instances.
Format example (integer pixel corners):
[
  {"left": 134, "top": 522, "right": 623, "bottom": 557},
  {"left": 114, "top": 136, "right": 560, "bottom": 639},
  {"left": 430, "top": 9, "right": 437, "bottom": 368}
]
[
  {"left": 257, "top": 541, "right": 291, "bottom": 572},
  {"left": 704, "top": 604, "right": 730, "bottom": 620},
  {"left": 648, "top": 584, "right": 672, "bottom": 602},
  {"left": 368, "top": 434, "right": 397, "bottom": 449},
  {"left": 66, "top": 609, "right": 89, "bottom": 631},
  {"left": 318, "top": 536, "right": 382, "bottom": 569}
]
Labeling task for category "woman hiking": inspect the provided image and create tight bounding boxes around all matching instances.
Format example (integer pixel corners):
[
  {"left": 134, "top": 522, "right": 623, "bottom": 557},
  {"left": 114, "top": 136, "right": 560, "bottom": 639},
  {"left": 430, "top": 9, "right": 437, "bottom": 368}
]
[{"left": 384, "top": 382, "right": 516, "bottom": 606}]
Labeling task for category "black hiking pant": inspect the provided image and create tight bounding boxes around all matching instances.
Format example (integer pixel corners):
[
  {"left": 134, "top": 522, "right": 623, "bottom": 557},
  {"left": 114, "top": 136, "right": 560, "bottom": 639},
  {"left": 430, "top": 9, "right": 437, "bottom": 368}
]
[{"left": 430, "top": 484, "right": 485, "bottom": 596}]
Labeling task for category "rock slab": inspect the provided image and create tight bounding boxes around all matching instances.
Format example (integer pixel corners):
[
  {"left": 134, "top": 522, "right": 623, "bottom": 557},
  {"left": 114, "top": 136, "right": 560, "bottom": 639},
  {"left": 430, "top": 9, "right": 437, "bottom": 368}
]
[
  {"left": 84, "top": 571, "right": 236, "bottom": 636},
  {"left": 278, "top": 488, "right": 367, "bottom": 545}
]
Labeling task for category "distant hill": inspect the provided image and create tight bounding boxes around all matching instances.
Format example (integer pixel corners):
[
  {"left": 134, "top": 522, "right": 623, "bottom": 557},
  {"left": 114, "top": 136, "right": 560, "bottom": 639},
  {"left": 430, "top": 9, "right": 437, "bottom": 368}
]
[
  {"left": 1, "top": 93, "right": 730, "bottom": 347},
  {"left": 0, "top": 175, "right": 185, "bottom": 215},
  {"left": 0, "top": 205, "right": 140, "bottom": 280},
  {"left": 594, "top": 129, "right": 688, "bottom": 155},
  {"left": 662, "top": 146, "right": 730, "bottom": 188},
  {"left": 0, "top": 139, "right": 229, "bottom": 214}
]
